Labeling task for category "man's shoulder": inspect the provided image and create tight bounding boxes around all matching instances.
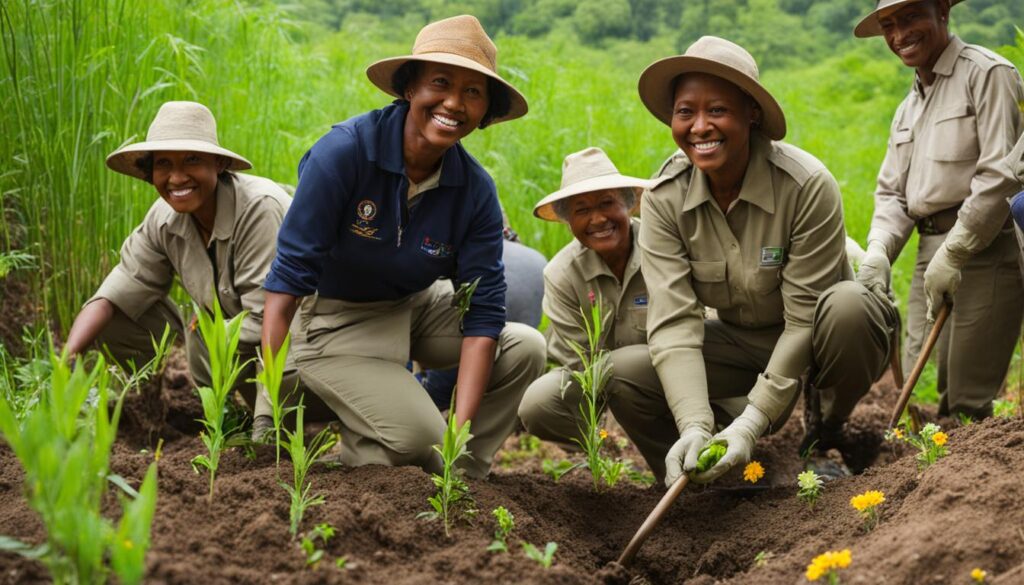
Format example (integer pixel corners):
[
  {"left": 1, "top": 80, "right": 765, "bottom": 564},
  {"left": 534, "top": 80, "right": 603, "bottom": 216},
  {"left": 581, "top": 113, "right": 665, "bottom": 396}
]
[{"left": 958, "top": 42, "right": 1016, "bottom": 73}]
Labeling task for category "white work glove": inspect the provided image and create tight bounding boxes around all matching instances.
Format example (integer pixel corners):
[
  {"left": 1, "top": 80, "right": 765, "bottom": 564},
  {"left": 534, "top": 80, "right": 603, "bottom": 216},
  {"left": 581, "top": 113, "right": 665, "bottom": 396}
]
[
  {"left": 691, "top": 405, "right": 770, "bottom": 484},
  {"left": 664, "top": 426, "right": 711, "bottom": 488},
  {"left": 923, "top": 222, "right": 984, "bottom": 321},
  {"left": 855, "top": 240, "right": 892, "bottom": 301}
]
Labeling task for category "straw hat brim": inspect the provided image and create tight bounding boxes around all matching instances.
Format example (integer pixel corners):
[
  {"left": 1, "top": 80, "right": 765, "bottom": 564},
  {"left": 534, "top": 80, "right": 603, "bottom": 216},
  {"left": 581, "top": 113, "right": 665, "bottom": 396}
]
[
  {"left": 638, "top": 55, "right": 786, "bottom": 141},
  {"left": 854, "top": 0, "right": 964, "bottom": 38},
  {"left": 106, "top": 139, "right": 253, "bottom": 181},
  {"left": 366, "top": 53, "right": 528, "bottom": 124},
  {"left": 533, "top": 175, "right": 651, "bottom": 222}
]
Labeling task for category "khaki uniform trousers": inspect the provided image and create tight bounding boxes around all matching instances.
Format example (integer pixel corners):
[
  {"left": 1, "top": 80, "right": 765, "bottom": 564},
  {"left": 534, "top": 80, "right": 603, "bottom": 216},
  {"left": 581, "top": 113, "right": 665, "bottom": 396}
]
[
  {"left": 904, "top": 229, "right": 1023, "bottom": 417},
  {"left": 520, "top": 281, "right": 896, "bottom": 481},
  {"left": 94, "top": 297, "right": 331, "bottom": 422},
  {"left": 295, "top": 280, "right": 546, "bottom": 479}
]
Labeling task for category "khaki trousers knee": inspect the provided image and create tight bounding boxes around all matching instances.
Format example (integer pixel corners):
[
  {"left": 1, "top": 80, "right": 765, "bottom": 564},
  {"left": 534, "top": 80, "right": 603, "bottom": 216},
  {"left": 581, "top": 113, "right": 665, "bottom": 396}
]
[
  {"left": 296, "top": 281, "right": 545, "bottom": 479},
  {"left": 904, "top": 230, "right": 1023, "bottom": 416}
]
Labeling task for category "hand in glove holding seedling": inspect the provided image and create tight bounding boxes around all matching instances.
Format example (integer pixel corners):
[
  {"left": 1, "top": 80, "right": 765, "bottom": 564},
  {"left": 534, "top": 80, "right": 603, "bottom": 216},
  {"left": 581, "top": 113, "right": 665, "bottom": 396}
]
[
  {"left": 924, "top": 222, "right": 984, "bottom": 321},
  {"left": 691, "top": 405, "right": 769, "bottom": 483},
  {"left": 855, "top": 240, "right": 893, "bottom": 301},
  {"left": 663, "top": 426, "right": 711, "bottom": 487}
]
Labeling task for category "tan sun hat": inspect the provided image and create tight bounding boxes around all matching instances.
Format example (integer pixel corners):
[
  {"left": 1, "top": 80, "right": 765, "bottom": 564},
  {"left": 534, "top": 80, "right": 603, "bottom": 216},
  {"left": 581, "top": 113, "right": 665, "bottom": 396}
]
[
  {"left": 854, "top": 0, "right": 963, "bottom": 38},
  {"left": 637, "top": 36, "right": 786, "bottom": 141},
  {"left": 106, "top": 101, "right": 252, "bottom": 181},
  {"left": 366, "top": 15, "right": 528, "bottom": 124},
  {"left": 533, "top": 147, "right": 652, "bottom": 222}
]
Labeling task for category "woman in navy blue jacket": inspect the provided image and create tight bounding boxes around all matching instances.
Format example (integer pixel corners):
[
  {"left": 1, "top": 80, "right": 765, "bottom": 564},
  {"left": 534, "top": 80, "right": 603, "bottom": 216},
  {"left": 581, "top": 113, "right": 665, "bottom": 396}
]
[{"left": 261, "top": 15, "right": 545, "bottom": 478}]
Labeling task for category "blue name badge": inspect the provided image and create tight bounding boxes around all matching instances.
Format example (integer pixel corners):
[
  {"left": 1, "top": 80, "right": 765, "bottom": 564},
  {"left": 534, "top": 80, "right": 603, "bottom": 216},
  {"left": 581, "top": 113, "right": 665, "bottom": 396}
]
[
  {"left": 633, "top": 294, "right": 648, "bottom": 307},
  {"left": 420, "top": 236, "right": 453, "bottom": 258}
]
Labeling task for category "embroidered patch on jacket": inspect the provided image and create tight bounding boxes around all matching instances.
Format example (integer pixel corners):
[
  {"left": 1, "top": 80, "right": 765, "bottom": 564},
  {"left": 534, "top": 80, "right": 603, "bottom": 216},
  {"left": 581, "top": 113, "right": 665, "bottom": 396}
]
[
  {"left": 633, "top": 294, "right": 648, "bottom": 307},
  {"left": 349, "top": 199, "right": 382, "bottom": 240},
  {"left": 760, "top": 247, "right": 785, "bottom": 267},
  {"left": 420, "top": 236, "right": 453, "bottom": 258},
  {"left": 356, "top": 199, "right": 377, "bottom": 221}
]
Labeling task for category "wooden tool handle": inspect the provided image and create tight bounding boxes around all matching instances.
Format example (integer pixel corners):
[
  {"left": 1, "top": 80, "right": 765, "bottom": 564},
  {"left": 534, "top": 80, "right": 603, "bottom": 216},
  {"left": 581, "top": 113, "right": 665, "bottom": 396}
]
[
  {"left": 617, "top": 475, "right": 689, "bottom": 566},
  {"left": 888, "top": 303, "right": 951, "bottom": 429}
]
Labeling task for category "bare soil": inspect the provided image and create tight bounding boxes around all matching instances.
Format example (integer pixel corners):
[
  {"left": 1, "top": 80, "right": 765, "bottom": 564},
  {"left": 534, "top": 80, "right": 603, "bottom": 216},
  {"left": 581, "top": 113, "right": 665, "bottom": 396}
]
[{"left": 1, "top": 355, "right": 1023, "bottom": 584}]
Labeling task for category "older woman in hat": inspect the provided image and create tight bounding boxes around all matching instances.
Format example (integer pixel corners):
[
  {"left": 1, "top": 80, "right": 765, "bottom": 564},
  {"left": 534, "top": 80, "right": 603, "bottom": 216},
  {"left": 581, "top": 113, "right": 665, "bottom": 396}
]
[
  {"left": 636, "top": 37, "right": 900, "bottom": 484},
  {"left": 517, "top": 147, "right": 744, "bottom": 480},
  {"left": 64, "top": 101, "right": 324, "bottom": 433},
  {"left": 261, "top": 15, "right": 545, "bottom": 478}
]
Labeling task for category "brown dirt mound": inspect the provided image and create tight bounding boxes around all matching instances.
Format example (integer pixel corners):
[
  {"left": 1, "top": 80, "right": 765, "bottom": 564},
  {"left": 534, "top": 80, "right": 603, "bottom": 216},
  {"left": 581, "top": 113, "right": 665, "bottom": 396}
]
[{"left": 1, "top": 368, "right": 1022, "bottom": 584}]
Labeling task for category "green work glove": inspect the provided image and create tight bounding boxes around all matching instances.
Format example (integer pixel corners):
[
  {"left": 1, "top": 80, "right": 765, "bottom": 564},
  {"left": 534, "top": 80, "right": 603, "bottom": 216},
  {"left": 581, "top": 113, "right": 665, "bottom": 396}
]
[
  {"left": 854, "top": 240, "right": 892, "bottom": 301},
  {"left": 691, "top": 405, "right": 769, "bottom": 484},
  {"left": 923, "top": 222, "right": 984, "bottom": 321},
  {"left": 664, "top": 426, "right": 711, "bottom": 488}
]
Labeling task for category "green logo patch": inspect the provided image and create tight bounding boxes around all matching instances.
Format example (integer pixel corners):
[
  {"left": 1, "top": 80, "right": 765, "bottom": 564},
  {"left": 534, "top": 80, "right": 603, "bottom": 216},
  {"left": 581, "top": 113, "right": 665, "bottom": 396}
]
[{"left": 760, "top": 247, "right": 785, "bottom": 266}]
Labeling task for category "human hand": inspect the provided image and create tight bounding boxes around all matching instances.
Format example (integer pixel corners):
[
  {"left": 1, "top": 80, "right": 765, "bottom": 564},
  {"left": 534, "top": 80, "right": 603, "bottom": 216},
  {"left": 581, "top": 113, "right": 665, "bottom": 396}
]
[
  {"left": 691, "top": 405, "right": 769, "bottom": 484},
  {"left": 664, "top": 426, "right": 711, "bottom": 487}
]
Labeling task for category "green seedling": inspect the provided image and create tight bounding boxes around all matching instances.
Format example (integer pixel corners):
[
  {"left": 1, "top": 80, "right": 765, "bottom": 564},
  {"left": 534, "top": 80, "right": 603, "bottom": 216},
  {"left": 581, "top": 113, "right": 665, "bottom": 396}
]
[
  {"left": 487, "top": 506, "right": 515, "bottom": 553},
  {"left": 886, "top": 421, "right": 949, "bottom": 469},
  {"left": 419, "top": 391, "right": 476, "bottom": 537},
  {"left": 107, "top": 324, "right": 175, "bottom": 395},
  {"left": 299, "top": 523, "right": 335, "bottom": 568},
  {"left": 797, "top": 470, "right": 825, "bottom": 509},
  {"left": 190, "top": 294, "right": 252, "bottom": 501},
  {"left": 754, "top": 550, "right": 775, "bottom": 567},
  {"left": 521, "top": 541, "right": 558, "bottom": 569},
  {"left": 0, "top": 351, "right": 159, "bottom": 585},
  {"left": 0, "top": 248, "right": 35, "bottom": 278},
  {"left": 696, "top": 443, "right": 728, "bottom": 473},
  {"left": 256, "top": 332, "right": 296, "bottom": 467},
  {"left": 281, "top": 401, "right": 337, "bottom": 536},
  {"left": 541, "top": 458, "right": 579, "bottom": 481},
  {"left": 0, "top": 327, "right": 52, "bottom": 421}
]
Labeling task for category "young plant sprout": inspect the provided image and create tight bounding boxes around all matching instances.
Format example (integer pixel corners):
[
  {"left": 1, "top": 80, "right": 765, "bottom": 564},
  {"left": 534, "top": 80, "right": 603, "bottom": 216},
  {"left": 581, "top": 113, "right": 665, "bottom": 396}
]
[
  {"left": 256, "top": 332, "right": 295, "bottom": 467},
  {"left": 0, "top": 351, "right": 159, "bottom": 585},
  {"left": 281, "top": 400, "right": 337, "bottom": 536},
  {"left": 487, "top": 506, "right": 515, "bottom": 553},
  {"left": 805, "top": 549, "right": 852, "bottom": 583},
  {"left": 190, "top": 296, "right": 251, "bottom": 501},
  {"left": 300, "top": 523, "right": 335, "bottom": 569},
  {"left": 109, "top": 324, "right": 175, "bottom": 395},
  {"left": 754, "top": 550, "right": 774, "bottom": 567},
  {"left": 850, "top": 490, "right": 885, "bottom": 531},
  {"left": 541, "top": 458, "right": 576, "bottom": 481},
  {"left": 696, "top": 443, "right": 728, "bottom": 473},
  {"left": 743, "top": 461, "right": 765, "bottom": 483},
  {"left": 797, "top": 470, "right": 825, "bottom": 509},
  {"left": 886, "top": 421, "right": 949, "bottom": 469},
  {"left": 420, "top": 391, "right": 475, "bottom": 537},
  {"left": 521, "top": 541, "right": 558, "bottom": 569}
]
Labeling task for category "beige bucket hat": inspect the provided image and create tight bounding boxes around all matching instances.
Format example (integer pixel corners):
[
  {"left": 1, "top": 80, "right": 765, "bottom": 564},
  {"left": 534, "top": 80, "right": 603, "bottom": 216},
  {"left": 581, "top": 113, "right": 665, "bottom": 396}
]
[
  {"left": 637, "top": 36, "right": 786, "bottom": 140},
  {"left": 533, "top": 147, "right": 651, "bottom": 222},
  {"left": 366, "top": 15, "right": 528, "bottom": 124},
  {"left": 106, "top": 101, "right": 252, "bottom": 181},
  {"left": 855, "top": 0, "right": 963, "bottom": 38}
]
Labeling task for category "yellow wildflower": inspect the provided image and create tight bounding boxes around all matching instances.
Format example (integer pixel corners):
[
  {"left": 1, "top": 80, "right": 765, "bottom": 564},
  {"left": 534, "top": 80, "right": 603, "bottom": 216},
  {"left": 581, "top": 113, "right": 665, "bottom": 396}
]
[
  {"left": 805, "top": 563, "right": 824, "bottom": 581},
  {"left": 893, "top": 428, "right": 904, "bottom": 440},
  {"left": 971, "top": 568, "right": 987, "bottom": 583},
  {"left": 850, "top": 490, "right": 885, "bottom": 512},
  {"left": 123, "top": 539, "right": 134, "bottom": 550},
  {"left": 805, "top": 549, "right": 852, "bottom": 582},
  {"left": 932, "top": 432, "right": 948, "bottom": 446},
  {"left": 743, "top": 461, "right": 765, "bottom": 483},
  {"left": 599, "top": 429, "right": 608, "bottom": 440}
]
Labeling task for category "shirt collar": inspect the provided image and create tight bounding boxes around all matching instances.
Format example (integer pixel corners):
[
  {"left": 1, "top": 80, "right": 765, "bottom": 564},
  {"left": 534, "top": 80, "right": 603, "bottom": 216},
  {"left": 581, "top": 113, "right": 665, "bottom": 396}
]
[
  {"left": 376, "top": 101, "right": 466, "bottom": 188},
  {"left": 914, "top": 35, "right": 963, "bottom": 94},
  {"left": 575, "top": 217, "right": 642, "bottom": 283},
  {"left": 682, "top": 135, "right": 775, "bottom": 214},
  {"left": 165, "top": 176, "right": 235, "bottom": 242}
]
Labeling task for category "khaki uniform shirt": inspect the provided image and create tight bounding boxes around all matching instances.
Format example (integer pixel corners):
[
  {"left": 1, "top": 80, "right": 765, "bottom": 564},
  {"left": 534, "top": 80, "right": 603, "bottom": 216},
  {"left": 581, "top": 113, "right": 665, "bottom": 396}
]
[
  {"left": 544, "top": 218, "right": 648, "bottom": 370},
  {"left": 869, "top": 36, "right": 1024, "bottom": 255},
  {"left": 640, "top": 137, "right": 849, "bottom": 432},
  {"left": 91, "top": 173, "right": 292, "bottom": 347},
  {"left": 1004, "top": 133, "right": 1024, "bottom": 187}
]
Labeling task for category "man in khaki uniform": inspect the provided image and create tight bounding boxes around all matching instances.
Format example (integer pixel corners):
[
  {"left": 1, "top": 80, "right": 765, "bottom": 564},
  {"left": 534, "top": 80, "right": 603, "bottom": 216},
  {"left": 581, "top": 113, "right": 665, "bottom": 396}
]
[
  {"left": 518, "top": 148, "right": 743, "bottom": 480},
  {"left": 636, "top": 37, "right": 899, "bottom": 484},
  {"left": 854, "top": 0, "right": 1024, "bottom": 420},
  {"left": 64, "top": 101, "right": 325, "bottom": 430}
]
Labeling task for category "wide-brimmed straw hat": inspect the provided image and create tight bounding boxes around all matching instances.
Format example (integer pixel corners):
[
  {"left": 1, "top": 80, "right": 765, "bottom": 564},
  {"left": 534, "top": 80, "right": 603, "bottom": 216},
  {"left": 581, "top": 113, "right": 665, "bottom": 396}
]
[
  {"left": 854, "top": 0, "right": 963, "bottom": 38},
  {"left": 637, "top": 36, "right": 786, "bottom": 140},
  {"left": 533, "top": 147, "right": 651, "bottom": 222},
  {"left": 366, "top": 15, "right": 528, "bottom": 124},
  {"left": 106, "top": 101, "right": 252, "bottom": 181}
]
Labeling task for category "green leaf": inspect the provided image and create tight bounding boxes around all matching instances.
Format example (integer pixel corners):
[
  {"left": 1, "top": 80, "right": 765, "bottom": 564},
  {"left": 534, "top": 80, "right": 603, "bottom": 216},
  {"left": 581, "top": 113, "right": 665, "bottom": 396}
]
[{"left": 0, "top": 536, "right": 49, "bottom": 559}]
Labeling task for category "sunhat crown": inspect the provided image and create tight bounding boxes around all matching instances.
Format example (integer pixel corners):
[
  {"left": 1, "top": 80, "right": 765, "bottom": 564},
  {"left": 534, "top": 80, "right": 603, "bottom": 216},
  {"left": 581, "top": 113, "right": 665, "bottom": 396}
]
[
  {"left": 105, "top": 100, "right": 252, "bottom": 181},
  {"left": 365, "top": 15, "right": 528, "bottom": 124},
  {"left": 533, "top": 147, "right": 651, "bottom": 222},
  {"left": 637, "top": 35, "right": 786, "bottom": 140},
  {"left": 854, "top": 0, "right": 964, "bottom": 38}
]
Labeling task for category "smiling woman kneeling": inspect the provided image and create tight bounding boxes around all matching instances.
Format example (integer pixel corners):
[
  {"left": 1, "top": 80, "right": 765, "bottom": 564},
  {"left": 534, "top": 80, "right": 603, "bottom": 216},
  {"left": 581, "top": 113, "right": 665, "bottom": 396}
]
[
  {"left": 261, "top": 16, "right": 545, "bottom": 479},
  {"left": 637, "top": 37, "right": 899, "bottom": 483}
]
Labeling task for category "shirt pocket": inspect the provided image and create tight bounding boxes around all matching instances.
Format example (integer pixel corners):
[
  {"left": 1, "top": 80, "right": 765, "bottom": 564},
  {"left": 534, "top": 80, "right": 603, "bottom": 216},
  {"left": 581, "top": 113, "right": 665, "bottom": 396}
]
[
  {"left": 689, "top": 260, "right": 730, "bottom": 307},
  {"left": 927, "top": 104, "right": 979, "bottom": 162},
  {"left": 893, "top": 128, "right": 914, "bottom": 173},
  {"left": 752, "top": 266, "right": 782, "bottom": 295}
]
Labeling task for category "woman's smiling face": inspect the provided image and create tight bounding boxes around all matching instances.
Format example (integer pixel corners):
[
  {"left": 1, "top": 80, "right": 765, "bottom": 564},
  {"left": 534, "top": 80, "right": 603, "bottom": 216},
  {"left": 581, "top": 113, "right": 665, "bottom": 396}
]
[
  {"left": 151, "top": 150, "right": 224, "bottom": 217},
  {"left": 670, "top": 72, "right": 759, "bottom": 179},
  {"left": 404, "top": 62, "right": 490, "bottom": 152}
]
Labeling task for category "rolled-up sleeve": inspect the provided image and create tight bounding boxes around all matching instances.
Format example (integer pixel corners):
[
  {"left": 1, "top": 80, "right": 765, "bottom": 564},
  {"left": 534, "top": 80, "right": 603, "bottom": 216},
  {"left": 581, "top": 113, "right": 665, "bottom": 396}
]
[
  {"left": 457, "top": 177, "right": 506, "bottom": 339},
  {"left": 264, "top": 129, "right": 358, "bottom": 296},
  {"left": 91, "top": 205, "right": 174, "bottom": 320},
  {"left": 639, "top": 185, "right": 714, "bottom": 434}
]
